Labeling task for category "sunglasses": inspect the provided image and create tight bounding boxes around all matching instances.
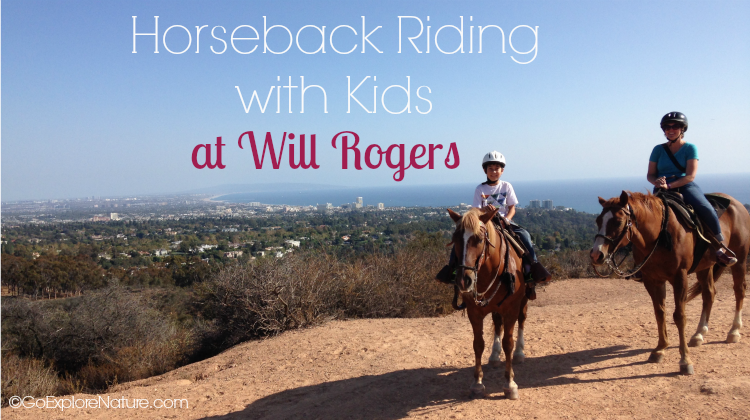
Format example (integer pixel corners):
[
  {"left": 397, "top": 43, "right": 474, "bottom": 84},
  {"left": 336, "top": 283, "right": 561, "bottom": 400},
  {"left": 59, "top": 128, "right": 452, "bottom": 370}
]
[{"left": 661, "top": 124, "right": 684, "bottom": 131}]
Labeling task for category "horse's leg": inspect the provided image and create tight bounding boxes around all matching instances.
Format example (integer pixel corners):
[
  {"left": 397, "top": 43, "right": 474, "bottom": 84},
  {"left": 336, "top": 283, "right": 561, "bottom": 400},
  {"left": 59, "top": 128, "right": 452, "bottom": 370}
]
[
  {"left": 469, "top": 311, "right": 486, "bottom": 397},
  {"left": 644, "top": 279, "right": 669, "bottom": 363},
  {"left": 673, "top": 270, "right": 694, "bottom": 375},
  {"left": 513, "top": 298, "right": 529, "bottom": 363},
  {"left": 689, "top": 267, "right": 716, "bottom": 347},
  {"left": 727, "top": 258, "right": 746, "bottom": 343},
  {"left": 489, "top": 312, "right": 503, "bottom": 368},
  {"left": 501, "top": 316, "right": 519, "bottom": 400}
]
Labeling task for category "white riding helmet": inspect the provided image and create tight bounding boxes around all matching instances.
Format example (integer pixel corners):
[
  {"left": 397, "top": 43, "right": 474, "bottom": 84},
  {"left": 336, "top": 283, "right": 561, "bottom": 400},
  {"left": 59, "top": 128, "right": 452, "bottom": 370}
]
[{"left": 482, "top": 151, "right": 506, "bottom": 170}]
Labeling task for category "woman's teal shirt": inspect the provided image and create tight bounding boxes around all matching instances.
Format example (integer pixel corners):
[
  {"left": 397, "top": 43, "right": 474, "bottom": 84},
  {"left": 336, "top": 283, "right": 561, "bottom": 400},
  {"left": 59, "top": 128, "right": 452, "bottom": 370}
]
[{"left": 649, "top": 142, "right": 698, "bottom": 178}]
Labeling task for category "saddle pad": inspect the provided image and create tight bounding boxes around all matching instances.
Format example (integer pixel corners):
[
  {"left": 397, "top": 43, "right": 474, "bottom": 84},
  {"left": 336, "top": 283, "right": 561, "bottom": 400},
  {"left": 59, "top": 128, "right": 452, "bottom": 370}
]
[
  {"left": 705, "top": 193, "right": 731, "bottom": 219},
  {"left": 658, "top": 191, "right": 729, "bottom": 274}
]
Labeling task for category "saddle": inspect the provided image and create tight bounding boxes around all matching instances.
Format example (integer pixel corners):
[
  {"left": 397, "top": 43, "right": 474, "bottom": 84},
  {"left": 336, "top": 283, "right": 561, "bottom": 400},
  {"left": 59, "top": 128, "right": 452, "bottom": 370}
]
[
  {"left": 656, "top": 190, "right": 731, "bottom": 273},
  {"left": 492, "top": 216, "right": 527, "bottom": 258},
  {"left": 492, "top": 216, "right": 539, "bottom": 300}
]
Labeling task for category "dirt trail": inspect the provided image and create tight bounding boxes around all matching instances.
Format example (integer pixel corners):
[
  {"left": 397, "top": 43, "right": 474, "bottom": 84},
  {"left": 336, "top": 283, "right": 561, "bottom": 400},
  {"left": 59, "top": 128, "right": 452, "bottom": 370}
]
[{"left": 4, "top": 278, "right": 749, "bottom": 419}]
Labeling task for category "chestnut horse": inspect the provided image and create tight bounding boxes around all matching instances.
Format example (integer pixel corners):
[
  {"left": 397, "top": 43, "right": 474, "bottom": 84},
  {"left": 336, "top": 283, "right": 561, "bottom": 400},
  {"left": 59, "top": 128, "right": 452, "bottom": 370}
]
[
  {"left": 590, "top": 191, "right": 749, "bottom": 375},
  {"left": 447, "top": 207, "right": 529, "bottom": 399}
]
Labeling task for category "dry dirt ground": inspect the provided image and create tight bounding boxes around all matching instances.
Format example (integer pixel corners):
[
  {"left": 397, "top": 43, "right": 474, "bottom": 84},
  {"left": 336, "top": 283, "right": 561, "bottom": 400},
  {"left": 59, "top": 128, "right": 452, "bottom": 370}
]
[{"left": 4, "top": 277, "right": 750, "bottom": 420}]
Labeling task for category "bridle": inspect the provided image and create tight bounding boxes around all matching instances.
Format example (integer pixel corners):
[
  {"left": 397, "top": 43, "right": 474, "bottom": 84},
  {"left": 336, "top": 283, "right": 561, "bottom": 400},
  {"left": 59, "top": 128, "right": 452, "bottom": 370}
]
[
  {"left": 594, "top": 204, "right": 636, "bottom": 257},
  {"left": 453, "top": 223, "right": 507, "bottom": 308},
  {"left": 456, "top": 225, "right": 493, "bottom": 274},
  {"left": 593, "top": 200, "right": 669, "bottom": 278}
]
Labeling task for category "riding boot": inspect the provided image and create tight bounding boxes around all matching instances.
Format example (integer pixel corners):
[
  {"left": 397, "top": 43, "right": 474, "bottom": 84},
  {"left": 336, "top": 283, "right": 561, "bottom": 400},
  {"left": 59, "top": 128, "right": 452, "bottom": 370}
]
[
  {"left": 628, "top": 271, "right": 644, "bottom": 282},
  {"left": 713, "top": 234, "right": 738, "bottom": 267},
  {"left": 716, "top": 248, "right": 738, "bottom": 267},
  {"left": 529, "top": 262, "right": 552, "bottom": 283},
  {"left": 435, "top": 251, "right": 458, "bottom": 284},
  {"left": 435, "top": 264, "right": 456, "bottom": 284}
]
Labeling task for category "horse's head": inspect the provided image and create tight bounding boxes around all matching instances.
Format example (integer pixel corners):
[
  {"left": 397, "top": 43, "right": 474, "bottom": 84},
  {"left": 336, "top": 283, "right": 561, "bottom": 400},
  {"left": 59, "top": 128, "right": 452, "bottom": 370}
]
[
  {"left": 590, "top": 191, "right": 634, "bottom": 265},
  {"left": 447, "top": 206, "right": 499, "bottom": 294}
]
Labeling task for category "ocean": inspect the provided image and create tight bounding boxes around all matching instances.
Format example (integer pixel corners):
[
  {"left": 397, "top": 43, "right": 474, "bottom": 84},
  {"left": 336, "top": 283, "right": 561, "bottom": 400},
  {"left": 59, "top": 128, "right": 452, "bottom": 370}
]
[{"left": 215, "top": 173, "right": 750, "bottom": 214}]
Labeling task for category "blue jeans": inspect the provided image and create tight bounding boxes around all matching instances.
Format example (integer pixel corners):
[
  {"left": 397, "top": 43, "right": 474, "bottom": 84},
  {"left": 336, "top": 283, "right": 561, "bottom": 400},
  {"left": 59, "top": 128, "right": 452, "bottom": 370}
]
[
  {"left": 448, "top": 223, "right": 537, "bottom": 265},
  {"left": 510, "top": 224, "right": 537, "bottom": 263},
  {"left": 655, "top": 181, "right": 723, "bottom": 240}
]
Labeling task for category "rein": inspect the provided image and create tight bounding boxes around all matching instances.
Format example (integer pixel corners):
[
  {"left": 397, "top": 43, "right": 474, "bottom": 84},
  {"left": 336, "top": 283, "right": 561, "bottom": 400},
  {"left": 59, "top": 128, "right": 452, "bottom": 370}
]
[
  {"left": 453, "top": 221, "right": 512, "bottom": 309},
  {"left": 593, "top": 197, "right": 670, "bottom": 278}
]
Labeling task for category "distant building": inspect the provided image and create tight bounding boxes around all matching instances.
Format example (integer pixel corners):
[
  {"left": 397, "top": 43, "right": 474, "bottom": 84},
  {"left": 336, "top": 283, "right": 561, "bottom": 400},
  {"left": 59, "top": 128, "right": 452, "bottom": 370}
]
[
  {"left": 285, "top": 240, "right": 300, "bottom": 247},
  {"left": 317, "top": 203, "right": 333, "bottom": 211},
  {"left": 248, "top": 201, "right": 261, "bottom": 207},
  {"left": 529, "top": 200, "right": 541, "bottom": 209},
  {"left": 110, "top": 213, "right": 120, "bottom": 221},
  {"left": 356, "top": 197, "right": 363, "bottom": 205},
  {"left": 377, "top": 203, "right": 385, "bottom": 210},
  {"left": 542, "top": 199, "right": 553, "bottom": 209}
]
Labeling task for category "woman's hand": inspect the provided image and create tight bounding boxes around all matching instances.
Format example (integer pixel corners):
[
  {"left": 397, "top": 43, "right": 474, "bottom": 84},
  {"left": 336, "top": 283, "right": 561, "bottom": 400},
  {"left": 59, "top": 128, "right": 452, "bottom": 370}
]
[{"left": 655, "top": 176, "right": 668, "bottom": 189}]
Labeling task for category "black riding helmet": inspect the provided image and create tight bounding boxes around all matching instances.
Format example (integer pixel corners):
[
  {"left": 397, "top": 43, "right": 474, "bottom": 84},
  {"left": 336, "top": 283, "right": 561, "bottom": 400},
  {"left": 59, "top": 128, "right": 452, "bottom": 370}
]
[{"left": 660, "top": 112, "right": 688, "bottom": 132}]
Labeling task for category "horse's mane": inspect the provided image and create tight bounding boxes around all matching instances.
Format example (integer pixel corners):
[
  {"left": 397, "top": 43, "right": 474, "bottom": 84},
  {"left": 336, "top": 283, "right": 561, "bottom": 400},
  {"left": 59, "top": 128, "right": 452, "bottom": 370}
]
[
  {"left": 458, "top": 208, "right": 486, "bottom": 236},
  {"left": 602, "top": 191, "right": 662, "bottom": 216}
]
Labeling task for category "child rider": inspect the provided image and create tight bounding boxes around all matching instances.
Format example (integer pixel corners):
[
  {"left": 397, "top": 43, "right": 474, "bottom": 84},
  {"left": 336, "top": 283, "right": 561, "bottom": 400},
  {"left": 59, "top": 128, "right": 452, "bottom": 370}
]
[{"left": 435, "top": 151, "right": 552, "bottom": 284}]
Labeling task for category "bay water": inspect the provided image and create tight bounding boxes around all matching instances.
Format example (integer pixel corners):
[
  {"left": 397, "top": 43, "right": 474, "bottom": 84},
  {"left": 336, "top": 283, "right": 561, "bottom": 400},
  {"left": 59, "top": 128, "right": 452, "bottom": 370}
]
[{"left": 215, "top": 173, "right": 750, "bottom": 214}]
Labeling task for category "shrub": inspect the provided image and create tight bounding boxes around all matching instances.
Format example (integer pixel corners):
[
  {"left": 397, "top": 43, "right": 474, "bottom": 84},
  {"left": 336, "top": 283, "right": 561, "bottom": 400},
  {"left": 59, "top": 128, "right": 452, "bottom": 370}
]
[
  {"left": 194, "top": 242, "right": 453, "bottom": 353},
  {"left": 1, "top": 353, "right": 62, "bottom": 406},
  {"left": 539, "top": 250, "right": 598, "bottom": 279},
  {"left": 1, "top": 285, "right": 189, "bottom": 391}
]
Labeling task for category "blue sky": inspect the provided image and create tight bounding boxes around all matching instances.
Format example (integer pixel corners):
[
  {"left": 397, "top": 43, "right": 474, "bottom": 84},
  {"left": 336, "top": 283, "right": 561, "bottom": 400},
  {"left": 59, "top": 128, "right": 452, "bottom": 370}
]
[{"left": 2, "top": 0, "right": 749, "bottom": 201}]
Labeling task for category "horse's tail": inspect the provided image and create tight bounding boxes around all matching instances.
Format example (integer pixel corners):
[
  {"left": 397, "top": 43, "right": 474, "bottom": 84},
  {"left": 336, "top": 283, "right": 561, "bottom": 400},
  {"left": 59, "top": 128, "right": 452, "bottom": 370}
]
[{"left": 687, "top": 281, "right": 702, "bottom": 303}]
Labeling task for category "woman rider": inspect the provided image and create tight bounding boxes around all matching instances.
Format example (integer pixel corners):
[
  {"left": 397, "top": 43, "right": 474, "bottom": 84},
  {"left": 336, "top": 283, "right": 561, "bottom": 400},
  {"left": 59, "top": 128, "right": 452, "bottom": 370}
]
[{"left": 648, "top": 111, "right": 737, "bottom": 266}]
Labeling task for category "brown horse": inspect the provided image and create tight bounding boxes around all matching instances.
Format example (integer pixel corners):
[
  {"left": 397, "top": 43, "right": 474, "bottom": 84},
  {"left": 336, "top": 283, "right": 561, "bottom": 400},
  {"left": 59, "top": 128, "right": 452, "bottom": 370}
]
[
  {"left": 447, "top": 207, "right": 529, "bottom": 399},
  {"left": 590, "top": 191, "right": 749, "bottom": 374}
]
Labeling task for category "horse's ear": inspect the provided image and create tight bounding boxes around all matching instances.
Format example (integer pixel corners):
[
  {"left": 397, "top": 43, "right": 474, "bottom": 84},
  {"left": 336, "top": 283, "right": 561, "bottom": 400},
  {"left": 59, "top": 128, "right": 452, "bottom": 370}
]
[
  {"left": 620, "top": 190, "right": 629, "bottom": 206},
  {"left": 479, "top": 207, "right": 500, "bottom": 224},
  {"left": 598, "top": 196, "right": 606, "bottom": 206},
  {"left": 447, "top": 208, "right": 462, "bottom": 223}
]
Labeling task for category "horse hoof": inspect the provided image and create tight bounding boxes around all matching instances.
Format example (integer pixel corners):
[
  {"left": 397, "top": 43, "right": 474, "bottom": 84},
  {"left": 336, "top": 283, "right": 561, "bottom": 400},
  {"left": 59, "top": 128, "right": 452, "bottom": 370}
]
[
  {"left": 513, "top": 352, "right": 526, "bottom": 364},
  {"left": 504, "top": 386, "right": 519, "bottom": 400},
  {"left": 489, "top": 359, "right": 503, "bottom": 368},
  {"left": 470, "top": 383, "right": 486, "bottom": 397},
  {"left": 688, "top": 337, "right": 704, "bottom": 347},
  {"left": 648, "top": 352, "right": 665, "bottom": 363},
  {"left": 726, "top": 332, "right": 740, "bottom": 343},
  {"left": 680, "top": 364, "right": 694, "bottom": 375}
]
